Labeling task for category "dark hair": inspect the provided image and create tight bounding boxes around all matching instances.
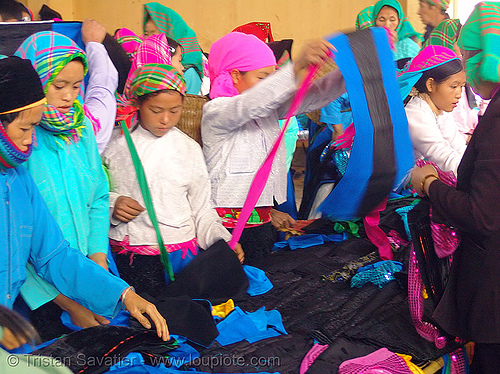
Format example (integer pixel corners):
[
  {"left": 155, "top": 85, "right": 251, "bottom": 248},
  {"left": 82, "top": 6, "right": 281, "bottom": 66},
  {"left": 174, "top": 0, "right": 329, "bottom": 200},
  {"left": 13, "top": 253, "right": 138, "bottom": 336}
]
[
  {"left": 0, "top": 305, "right": 40, "bottom": 346},
  {"left": 0, "top": 111, "right": 20, "bottom": 128},
  {"left": 0, "top": 0, "right": 24, "bottom": 21},
  {"left": 166, "top": 37, "right": 182, "bottom": 57},
  {"left": 414, "top": 59, "right": 463, "bottom": 94}
]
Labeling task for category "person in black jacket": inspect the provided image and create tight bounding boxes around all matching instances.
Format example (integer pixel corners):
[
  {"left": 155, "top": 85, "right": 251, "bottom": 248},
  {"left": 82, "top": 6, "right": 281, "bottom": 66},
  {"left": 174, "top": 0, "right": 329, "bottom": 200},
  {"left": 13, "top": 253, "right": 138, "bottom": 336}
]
[{"left": 411, "top": 3, "right": 500, "bottom": 372}]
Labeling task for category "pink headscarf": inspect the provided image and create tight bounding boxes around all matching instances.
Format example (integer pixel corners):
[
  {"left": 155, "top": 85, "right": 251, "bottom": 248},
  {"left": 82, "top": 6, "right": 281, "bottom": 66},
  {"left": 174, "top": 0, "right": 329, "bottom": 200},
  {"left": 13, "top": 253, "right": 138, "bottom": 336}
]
[
  {"left": 124, "top": 34, "right": 173, "bottom": 99},
  {"left": 208, "top": 32, "right": 276, "bottom": 99},
  {"left": 114, "top": 28, "right": 143, "bottom": 61}
]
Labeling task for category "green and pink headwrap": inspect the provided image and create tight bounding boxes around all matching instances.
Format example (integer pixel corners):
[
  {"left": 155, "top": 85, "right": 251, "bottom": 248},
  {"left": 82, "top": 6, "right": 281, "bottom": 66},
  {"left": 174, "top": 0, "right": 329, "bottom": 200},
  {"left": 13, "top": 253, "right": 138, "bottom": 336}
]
[
  {"left": 143, "top": 2, "right": 203, "bottom": 75},
  {"left": 116, "top": 63, "right": 186, "bottom": 129},
  {"left": 458, "top": 1, "right": 500, "bottom": 86},
  {"left": 423, "top": 19, "right": 460, "bottom": 50},
  {"left": 356, "top": 0, "right": 423, "bottom": 42},
  {"left": 398, "top": 45, "right": 460, "bottom": 98},
  {"left": 425, "top": 0, "right": 451, "bottom": 11},
  {"left": 14, "top": 31, "right": 99, "bottom": 145},
  {"left": 208, "top": 32, "right": 276, "bottom": 99}
]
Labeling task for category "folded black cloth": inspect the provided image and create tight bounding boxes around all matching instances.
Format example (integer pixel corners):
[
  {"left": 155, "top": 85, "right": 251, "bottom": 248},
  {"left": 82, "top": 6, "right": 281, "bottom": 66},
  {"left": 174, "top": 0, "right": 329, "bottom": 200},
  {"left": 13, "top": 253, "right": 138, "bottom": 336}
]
[
  {"left": 33, "top": 325, "right": 177, "bottom": 374},
  {"left": 163, "top": 239, "right": 249, "bottom": 305}
]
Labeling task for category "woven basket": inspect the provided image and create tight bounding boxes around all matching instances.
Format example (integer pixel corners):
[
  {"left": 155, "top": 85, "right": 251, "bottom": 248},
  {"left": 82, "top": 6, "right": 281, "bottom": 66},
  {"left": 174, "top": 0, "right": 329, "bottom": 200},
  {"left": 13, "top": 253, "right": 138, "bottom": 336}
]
[
  {"left": 305, "top": 57, "right": 338, "bottom": 124},
  {"left": 177, "top": 94, "right": 208, "bottom": 146}
]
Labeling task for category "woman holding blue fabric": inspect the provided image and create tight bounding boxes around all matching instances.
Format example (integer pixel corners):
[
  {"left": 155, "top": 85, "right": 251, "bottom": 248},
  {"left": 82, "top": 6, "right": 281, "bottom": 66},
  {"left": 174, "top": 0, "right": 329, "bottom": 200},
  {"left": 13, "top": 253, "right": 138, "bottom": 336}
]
[
  {"left": 0, "top": 56, "right": 168, "bottom": 343},
  {"left": 411, "top": 3, "right": 500, "bottom": 371},
  {"left": 13, "top": 29, "right": 118, "bottom": 335}
]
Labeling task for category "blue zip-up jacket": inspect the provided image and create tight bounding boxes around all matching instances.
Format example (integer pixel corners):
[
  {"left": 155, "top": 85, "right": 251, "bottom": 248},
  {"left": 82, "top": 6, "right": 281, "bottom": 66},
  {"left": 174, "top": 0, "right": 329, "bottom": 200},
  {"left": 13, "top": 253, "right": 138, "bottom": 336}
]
[{"left": 0, "top": 166, "right": 128, "bottom": 317}]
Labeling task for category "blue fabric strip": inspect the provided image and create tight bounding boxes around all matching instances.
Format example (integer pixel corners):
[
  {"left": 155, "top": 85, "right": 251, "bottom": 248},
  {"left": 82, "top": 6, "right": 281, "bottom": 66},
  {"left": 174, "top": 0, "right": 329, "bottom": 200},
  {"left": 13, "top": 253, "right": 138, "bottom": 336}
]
[
  {"left": 318, "top": 28, "right": 413, "bottom": 220},
  {"left": 318, "top": 32, "right": 374, "bottom": 219}
]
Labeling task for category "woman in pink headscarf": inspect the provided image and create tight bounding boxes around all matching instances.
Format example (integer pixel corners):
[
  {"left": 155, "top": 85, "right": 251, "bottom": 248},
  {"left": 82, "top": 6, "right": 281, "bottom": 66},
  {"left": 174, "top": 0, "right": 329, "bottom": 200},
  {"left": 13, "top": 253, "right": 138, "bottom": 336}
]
[{"left": 201, "top": 32, "right": 346, "bottom": 264}]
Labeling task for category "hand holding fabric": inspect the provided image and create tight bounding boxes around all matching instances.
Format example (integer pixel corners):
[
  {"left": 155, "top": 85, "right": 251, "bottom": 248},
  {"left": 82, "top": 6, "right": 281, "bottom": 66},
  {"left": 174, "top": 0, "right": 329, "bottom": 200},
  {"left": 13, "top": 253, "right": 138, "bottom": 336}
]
[
  {"left": 233, "top": 242, "right": 245, "bottom": 263},
  {"left": 113, "top": 196, "right": 145, "bottom": 222},
  {"left": 411, "top": 164, "right": 439, "bottom": 196},
  {"left": 294, "top": 39, "right": 334, "bottom": 76},
  {"left": 122, "top": 290, "right": 169, "bottom": 341},
  {"left": 270, "top": 208, "right": 296, "bottom": 230}
]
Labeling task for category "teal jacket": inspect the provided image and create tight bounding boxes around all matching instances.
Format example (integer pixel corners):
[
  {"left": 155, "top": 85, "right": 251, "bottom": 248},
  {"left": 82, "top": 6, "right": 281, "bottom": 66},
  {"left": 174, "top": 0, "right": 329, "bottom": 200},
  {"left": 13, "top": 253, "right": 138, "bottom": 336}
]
[
  {"left": 0, "top": 166, "right": 127, "bottom": 316},
  {"left": 20, "top": 119, "right": 111, "bottom": 310}
]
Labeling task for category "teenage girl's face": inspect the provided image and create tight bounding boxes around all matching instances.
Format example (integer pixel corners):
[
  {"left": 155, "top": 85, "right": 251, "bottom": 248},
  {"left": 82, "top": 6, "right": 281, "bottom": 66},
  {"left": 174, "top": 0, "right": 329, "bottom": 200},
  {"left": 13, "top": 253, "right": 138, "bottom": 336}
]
[
  {"left": 375, "top": 6, "right": 399, "bottom": 31},
  {"left": 232, "top": 66, "right": 276, "bottom": 94},
  {"left": 144, "top": 19, "right": 161, "bottom": 38},
  {"left": 428, "top": 70, "right": 466, "bottom": 112},
  {"left": 5, "top": 105, "right": 44, "bottom": 152},
  {"left": 138, "top": 90, "right": 183, "bottom": 137},
  {"left": 45, "top": 60, "right": 85, "bottom": 114},
  {"left": 171, "top": 48, "right": 184, "bottom": 74}
]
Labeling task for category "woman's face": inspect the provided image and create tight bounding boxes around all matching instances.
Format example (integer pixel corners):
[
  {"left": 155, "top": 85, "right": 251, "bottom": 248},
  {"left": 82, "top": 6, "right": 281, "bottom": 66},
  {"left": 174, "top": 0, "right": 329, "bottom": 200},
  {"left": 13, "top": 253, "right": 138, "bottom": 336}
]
[
  {"left": 144, "top": 19, "right": 161, "bottom": 38},
  {"left": 5, "top": 105, "right": 44, "bottom": 151},
  {"left": 428, "top": 70, "right": 466, "bottom": 112},
  {"left": 375, "top": 6, "right": 399, "bottom": 31},
  {"left": 231, "top": 66, "right": 276, "bottom": 94},
  {"left": 171, "top": 48, "right": 184, "bottom": 74},
  {"left": 137, "top": 90, "right": 183, "bottom": 137},
  {"left": 45, "top": 60, "right": 85, "bottom": 114},
  {"left": 418, "top": 0, "right": 438, "bottom": 26}
]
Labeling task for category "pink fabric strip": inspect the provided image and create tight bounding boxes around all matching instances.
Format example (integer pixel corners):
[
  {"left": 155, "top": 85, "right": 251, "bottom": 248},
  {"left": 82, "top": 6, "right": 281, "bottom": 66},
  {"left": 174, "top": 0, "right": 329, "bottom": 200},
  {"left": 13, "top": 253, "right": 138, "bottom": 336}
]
[
  {"left": 110, "top": 236, "right": 198, "bottom": 259},
  {"left": 228, "top": 62, "right": 324, "bottom": 249},
  {"left": 362, "top": 199, "right": 393, "bottom": 260},
  {"left": 299, "top": 343, "right": 329, "bottom": 374}
]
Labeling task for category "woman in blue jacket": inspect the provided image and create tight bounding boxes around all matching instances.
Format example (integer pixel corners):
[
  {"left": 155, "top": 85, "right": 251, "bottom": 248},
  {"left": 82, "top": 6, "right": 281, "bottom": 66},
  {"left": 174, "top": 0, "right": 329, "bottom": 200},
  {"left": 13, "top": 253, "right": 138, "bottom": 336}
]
[{"left": 0, "top": 56, "right": 168, "bottom": 341}]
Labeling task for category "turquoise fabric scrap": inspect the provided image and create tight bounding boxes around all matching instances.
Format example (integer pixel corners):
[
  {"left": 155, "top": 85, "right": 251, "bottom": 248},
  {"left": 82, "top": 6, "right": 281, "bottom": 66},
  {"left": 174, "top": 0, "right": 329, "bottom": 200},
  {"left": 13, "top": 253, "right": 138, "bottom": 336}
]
[
  {"left": 351, "top": 260, "right": 403, "bottom": 289},
  {"left": 216, "top": 306, "right": 287, "bottom": 346},
  {"left": 243, "top": 265, "right": 273, "bottom": 296}
]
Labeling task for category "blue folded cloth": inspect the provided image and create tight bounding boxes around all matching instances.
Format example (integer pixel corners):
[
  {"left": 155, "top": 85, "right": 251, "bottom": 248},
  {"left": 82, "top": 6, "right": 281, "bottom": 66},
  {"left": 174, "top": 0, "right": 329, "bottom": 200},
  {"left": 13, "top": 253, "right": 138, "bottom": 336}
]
[
  {"left": 243, "top": 265, "right": 273, "bottom": 296},
  {"left": 273, "top": 233, "right": 346, "bottom": 252},
  {"left": 216, "top": 306, "right": 287, "bottom": 346}
]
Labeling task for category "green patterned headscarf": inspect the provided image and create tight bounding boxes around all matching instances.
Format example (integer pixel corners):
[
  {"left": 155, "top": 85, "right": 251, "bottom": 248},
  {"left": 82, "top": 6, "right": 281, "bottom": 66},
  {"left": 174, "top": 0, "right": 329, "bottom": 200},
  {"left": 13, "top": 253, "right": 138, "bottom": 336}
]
[
  {"left": 356, "top": 0, "right": 423, "bottom": 42},
  {"left": 143, "top": 2, "right": 203, "bottom": 75},
  {"left": 458, "top": 2, "right": 500, "bottom": 85},
  {"left": 423, "top": 19, "right": 460, "bottom": 50}
]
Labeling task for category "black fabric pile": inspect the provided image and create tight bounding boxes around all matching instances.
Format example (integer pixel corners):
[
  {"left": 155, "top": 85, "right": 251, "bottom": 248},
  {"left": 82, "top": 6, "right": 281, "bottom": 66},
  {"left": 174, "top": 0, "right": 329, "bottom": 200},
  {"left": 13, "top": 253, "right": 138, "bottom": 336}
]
[
  {"left": 33, "top": 325, "right": 177, "bottom": 374},
  {"left": 182, "top": 200, "right": 456, "bottom": 373}
]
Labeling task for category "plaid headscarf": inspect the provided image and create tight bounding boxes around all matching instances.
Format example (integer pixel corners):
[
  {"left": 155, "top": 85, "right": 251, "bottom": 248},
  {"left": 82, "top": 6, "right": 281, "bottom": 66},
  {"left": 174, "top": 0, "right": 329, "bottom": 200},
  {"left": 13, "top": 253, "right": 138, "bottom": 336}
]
[
  {"left": 425, "top": 0, "right": 451, "bottom": 11},
  {"left": 117, "top": 63, "right": 186, "bottom": 129},
  {"left": 144, "top": 2, "right": 203, "bottom": 75},
  {"left": 423, "top": 19, "right": 460, "bottom": 50},
  {"left": 458, "top": 2, "right": 500, "bottom": 86},
  {"left": 14, "top": 31, "right": 98, "bottom": 145},
  {"left": 114, "top": 28, "right": 143, "bottom": 61},
  {"left": 356, "top": 0, "right": 423, "bottom": 42},
  {"left": 124, "top": 34, "right": 174, "bottom": 99},
  {"left": 398, "top": 45, "right": 460, "bottom": 98}
]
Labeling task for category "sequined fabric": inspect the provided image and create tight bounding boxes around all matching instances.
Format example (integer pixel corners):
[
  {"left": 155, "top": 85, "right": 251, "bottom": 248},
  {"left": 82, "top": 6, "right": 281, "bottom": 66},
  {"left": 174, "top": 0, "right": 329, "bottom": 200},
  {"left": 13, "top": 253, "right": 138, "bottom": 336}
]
[{"left": 408, "top": 248, "right": 448, "bottom": 349}]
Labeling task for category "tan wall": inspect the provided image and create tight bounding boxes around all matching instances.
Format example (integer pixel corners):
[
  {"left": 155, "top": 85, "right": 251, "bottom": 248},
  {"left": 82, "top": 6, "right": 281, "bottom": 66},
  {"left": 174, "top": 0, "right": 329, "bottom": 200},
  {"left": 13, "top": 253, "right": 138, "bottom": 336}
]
[{"left": 20, "top": 0, "right": 425, "bottom": 56}]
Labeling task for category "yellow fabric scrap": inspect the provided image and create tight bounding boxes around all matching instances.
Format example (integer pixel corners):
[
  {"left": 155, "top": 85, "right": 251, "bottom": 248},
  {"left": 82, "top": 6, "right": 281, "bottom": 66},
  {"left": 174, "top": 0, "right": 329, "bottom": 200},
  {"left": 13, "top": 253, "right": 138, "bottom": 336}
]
[{"left": 212, "top": 299, "right": 235, "bottom": 318}]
